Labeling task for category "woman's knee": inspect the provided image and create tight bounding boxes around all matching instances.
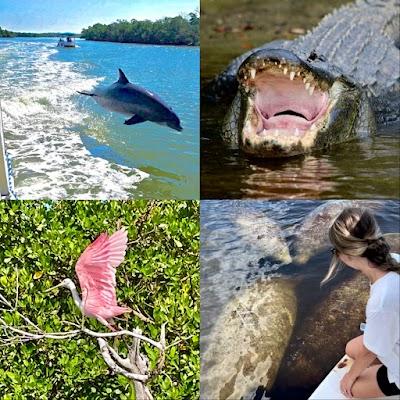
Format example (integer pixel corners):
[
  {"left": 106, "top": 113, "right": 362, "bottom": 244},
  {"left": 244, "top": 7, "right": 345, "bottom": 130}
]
[{"left": 345, "top": 335, "right": 363, "bottom": 359}]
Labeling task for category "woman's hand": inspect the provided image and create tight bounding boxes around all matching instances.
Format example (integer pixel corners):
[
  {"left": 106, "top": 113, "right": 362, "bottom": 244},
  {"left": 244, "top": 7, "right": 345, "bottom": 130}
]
[{"left": 340, "top": 372, "right": 356, "bottom": 398}]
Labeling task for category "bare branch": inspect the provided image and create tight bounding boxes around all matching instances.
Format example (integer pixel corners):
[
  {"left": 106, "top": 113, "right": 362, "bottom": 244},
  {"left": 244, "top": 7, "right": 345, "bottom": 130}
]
[
  {"left": 102, "top": 340, "right": 132, "bottom": 370},
  {"left": 61, "top": 321, "right": 163, "bottom": 350},
  {"left": 98, "top": 338, "right": 149, "bottom": 382}
]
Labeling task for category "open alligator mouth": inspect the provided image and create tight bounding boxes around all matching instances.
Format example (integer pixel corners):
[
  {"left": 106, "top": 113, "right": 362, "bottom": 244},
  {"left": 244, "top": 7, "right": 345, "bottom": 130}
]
[{"left": 237, "top": 53, "right": 338, "bottom": 156}]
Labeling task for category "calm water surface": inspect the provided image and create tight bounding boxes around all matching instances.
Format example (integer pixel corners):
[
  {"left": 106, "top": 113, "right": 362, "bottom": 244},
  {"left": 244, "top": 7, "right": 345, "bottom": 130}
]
[
  {"left": 201, "top": 200, "right": 400, "bottom": 399},
  {"left": 0, "top": 37, "right": 199, "bottom": 199},
  {"left": 201, "top": 0, "right": 399, "bottom": 199}
]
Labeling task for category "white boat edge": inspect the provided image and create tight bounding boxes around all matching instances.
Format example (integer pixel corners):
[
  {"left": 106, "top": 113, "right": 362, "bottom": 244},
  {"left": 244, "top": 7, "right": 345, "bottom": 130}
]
[
  {"left": 309, "top": 355, "right": 400, "bottom": 400},
  {"left": 0, "top": 100, "right": 16, "bottom": 199}
]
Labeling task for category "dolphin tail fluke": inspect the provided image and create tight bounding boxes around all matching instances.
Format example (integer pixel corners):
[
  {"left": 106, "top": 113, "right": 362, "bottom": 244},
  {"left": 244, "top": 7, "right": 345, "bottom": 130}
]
[
  {"left": 124, "top": 115, "right": 146, "bottom": 126},
  {"left": 77, "top": 91, "right": 95, "bottom": 96}
]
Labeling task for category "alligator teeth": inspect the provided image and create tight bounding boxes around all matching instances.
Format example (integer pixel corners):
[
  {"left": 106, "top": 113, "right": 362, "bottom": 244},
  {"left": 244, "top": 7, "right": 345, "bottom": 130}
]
[
  {"left": 305, "top": 82, "right": 311, "bottom": 91},
  {"left": 303, "top": 78, "right": 307, "bottom": 84},
  {"left": 296, "top": 71, "right": 301, "bottom": 76},
  {"left": 290, "top": 71, "right": 295, "bottom": 81},
  {"left": 250, "top": 68, "right": 256, "bottom": 79},
  {"left": 309, "top": 85, "right": 315, "bottom": 96},
  {"left": 283, "top": 67, "right": 288, "bottom": 75}
]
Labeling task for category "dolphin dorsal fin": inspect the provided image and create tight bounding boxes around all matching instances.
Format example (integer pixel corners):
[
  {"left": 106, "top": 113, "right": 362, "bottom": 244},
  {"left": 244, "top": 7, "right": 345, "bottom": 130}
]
[{"left": 118, "top": 68, "right": 129, "bottom": 84}]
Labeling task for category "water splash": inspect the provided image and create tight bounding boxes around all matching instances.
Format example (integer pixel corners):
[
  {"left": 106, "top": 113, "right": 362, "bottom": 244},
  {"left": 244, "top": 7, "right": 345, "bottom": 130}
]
[{"left": 0, "top": 40, "right": 148, "bottom": 199}]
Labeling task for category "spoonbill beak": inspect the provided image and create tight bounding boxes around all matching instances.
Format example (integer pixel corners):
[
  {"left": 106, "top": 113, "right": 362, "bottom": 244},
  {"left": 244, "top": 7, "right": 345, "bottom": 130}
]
[{"left": 45, "top": 282, "right": 64, "bottom": 292}]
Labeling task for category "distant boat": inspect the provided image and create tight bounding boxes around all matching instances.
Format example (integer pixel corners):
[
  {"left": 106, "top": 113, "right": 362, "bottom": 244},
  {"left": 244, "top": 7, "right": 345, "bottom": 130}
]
[{"left": 57, "top": 36, "right": 76, "bottom": 48}]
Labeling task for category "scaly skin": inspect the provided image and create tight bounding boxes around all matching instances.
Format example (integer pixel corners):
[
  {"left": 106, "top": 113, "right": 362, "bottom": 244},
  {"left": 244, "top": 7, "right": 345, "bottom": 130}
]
[{"left": 208, "top": 0, "right": 399, "bottom": 157}]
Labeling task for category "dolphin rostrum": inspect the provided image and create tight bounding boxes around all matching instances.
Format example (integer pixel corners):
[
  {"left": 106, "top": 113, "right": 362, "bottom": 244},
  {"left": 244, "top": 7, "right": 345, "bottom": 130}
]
[{"left": 78, "top": 69, "right": 183, "bottom": 132}]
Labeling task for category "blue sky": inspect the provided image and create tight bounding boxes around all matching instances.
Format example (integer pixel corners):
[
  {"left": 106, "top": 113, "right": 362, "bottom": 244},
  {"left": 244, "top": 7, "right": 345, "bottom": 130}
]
[{"left": 0, "top": 0, "right": 198, "bottom": 33}]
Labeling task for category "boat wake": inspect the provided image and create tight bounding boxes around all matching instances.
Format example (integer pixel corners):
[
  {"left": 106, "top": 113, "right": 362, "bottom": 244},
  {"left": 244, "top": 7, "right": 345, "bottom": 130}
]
[{"left": 0, "top": 40, "right": 148, "bottom": 199}]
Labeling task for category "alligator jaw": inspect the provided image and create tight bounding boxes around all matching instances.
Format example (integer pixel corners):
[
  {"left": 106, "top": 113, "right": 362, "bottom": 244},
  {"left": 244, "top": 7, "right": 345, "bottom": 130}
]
[{"left": 237, "top": 57, "right": 340, "bottom": 157}]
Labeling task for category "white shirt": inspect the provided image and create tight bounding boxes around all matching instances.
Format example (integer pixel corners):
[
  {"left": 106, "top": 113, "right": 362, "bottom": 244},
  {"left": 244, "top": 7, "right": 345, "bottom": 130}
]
[{"left": 363, "top": 254, "right": 400, "bottom": 387}]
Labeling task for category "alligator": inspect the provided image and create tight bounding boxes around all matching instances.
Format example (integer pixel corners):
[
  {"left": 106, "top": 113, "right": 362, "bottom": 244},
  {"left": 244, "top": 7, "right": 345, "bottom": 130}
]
[{"left": 207, "top": 0, "right": 399, "bottom": 157}]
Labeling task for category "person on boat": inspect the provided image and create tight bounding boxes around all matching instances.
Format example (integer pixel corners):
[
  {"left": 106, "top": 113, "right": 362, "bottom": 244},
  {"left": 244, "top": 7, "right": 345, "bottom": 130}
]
[{"left": 323, "top": 208, "right": 400, "bottom": 398}]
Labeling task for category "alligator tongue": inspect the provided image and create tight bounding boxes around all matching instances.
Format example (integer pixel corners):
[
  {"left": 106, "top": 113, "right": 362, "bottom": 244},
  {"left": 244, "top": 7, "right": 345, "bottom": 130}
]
[
  {"left": 274, "top": 110, "right": 307, "bottom": 119},
  {"left": 262, "top": 114, "right": 312, "bottom": 131}
]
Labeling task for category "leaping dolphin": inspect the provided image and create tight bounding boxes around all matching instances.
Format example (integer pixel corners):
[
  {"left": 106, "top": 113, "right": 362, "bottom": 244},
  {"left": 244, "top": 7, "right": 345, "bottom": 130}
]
[{"left": 78, "top": 68, "right": 183, "bottom": 132}]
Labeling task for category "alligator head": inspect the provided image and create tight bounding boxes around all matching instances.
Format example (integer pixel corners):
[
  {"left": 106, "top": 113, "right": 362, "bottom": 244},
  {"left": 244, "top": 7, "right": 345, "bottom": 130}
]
[{"left": 223, "top": 48, "right": 374, "bottom": 158}]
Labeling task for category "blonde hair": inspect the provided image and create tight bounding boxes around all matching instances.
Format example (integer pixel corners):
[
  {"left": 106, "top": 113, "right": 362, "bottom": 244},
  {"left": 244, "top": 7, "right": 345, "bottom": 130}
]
[{"left": 321, "top": 207, "right": 400, "bottom": 284}]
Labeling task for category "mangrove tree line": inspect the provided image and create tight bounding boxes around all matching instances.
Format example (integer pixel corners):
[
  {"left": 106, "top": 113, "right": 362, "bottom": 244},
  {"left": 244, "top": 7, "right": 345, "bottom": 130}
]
[{"left": 81, "top": 12, "right": 199, "bottom": 45}]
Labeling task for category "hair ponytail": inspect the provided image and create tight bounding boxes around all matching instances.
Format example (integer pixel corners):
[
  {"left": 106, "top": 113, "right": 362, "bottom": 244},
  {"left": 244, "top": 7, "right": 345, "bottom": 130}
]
[{"left": 321, "top": 208, "right": 400, "bottom": 285}]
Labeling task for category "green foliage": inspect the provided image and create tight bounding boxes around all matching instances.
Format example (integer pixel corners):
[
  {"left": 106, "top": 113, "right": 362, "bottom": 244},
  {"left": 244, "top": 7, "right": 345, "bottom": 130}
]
[
  {"left": 0, "top": 27, "right": 15, "bottom": 37},
  {"left": 81, "top": 11, "right": 199, "bottom": 46},
  {"left": 0, "top": 201, "right": 199, "bottom": 399},
  {"left": 0, "top": 27, "right": 77, "bottom": 38}
]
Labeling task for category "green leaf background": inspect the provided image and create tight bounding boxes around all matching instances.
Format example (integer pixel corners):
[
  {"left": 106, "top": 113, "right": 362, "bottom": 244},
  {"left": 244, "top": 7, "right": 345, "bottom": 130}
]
[{"left": 0, "top": 200, "right": 199, "bottom": 400}]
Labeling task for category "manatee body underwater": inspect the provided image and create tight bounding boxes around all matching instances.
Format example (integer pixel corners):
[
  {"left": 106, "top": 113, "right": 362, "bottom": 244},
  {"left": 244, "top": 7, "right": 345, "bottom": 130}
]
[
  {"left": 78, "top": 69, "right": 183, "bottom": 132},
  {"left": 292, "top": 200, "right": 381, "bottom": 264},
  {"left": 206, "top": 0, "right": 399, "bottom": 157},
  {"left": 234, "top": 210, "right": 292, "bottom": 265},
  {"left": 273, "top": 273, "right": 370, "bottom": 392},
  {"left": 383, "top": 232, "right": 400, "bottom": 253},
  {"left": 201, "top": 279, "right": 297, "bottom": 400}
]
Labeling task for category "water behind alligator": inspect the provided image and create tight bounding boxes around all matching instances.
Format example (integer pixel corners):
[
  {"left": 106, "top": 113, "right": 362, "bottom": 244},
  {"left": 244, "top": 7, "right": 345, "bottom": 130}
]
[
  {"left": 201, "top": 200, "right": 399, "bottom": 400},
  {"left": 201, "top": 0, "right": 399, "bottom": 199},
  {"left": 0, "top": 37, "right": 199, "bottom": 199}
]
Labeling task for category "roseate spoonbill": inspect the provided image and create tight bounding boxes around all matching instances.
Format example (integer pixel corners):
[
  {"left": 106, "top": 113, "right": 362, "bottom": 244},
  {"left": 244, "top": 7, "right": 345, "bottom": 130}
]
[{"left": 47, "top": 228, "right": 130, "bottom": 331}]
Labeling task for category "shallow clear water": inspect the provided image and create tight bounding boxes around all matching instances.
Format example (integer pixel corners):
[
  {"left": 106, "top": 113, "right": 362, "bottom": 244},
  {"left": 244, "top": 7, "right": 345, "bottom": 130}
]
[
  {"left": 0, "top": 37, "right": 199, "bottom": 199},
  {"left": 201, "top": 200, "right": 400, "bottom": 399},
  {"left": 201, "top": 0, "right": 399, "bottom": 199}
]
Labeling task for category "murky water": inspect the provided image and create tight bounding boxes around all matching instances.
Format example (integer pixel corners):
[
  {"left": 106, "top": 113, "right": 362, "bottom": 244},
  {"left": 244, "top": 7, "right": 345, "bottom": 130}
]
[
  {"left": 0, "top": 37, "right": 199, "bottom": 199},
  {"left": 201, "top": 200, "right": 400, "bottom": 399},
  {"left": 201, "top": 0, "right": 399, "bottom": 199}
]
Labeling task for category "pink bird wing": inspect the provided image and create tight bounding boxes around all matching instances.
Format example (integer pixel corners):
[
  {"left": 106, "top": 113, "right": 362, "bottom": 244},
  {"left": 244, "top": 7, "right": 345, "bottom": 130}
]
[{"left": 75, "top": 228, "right": 129, "bottom": 319}]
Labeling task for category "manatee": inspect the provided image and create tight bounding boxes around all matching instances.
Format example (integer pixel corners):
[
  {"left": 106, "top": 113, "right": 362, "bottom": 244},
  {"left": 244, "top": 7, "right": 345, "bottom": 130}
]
[
  {"left": 273, "top": 273, "right": 369, "bottom": 392},
  {"left": 383, "top": 233, "right": 400, "bottom": 253},
  {"left": 292, "top": 200, "right": 381, "bottom": 264},
  {"left": 234, "top": 211, "right": 292, "bottom": 265},
  {"left": 78, "top": 68, "right": 183, "bottom": 131},
  {"left": 201, "top": 278, "right": 297, "bottom": 400}
]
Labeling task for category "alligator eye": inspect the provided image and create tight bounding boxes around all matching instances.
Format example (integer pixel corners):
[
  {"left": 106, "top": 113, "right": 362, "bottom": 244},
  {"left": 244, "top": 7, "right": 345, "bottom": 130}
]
[
  {"left": 307, "top": 50, "right": 318, "bottom": 62},
  {"left": 307, "top": 50, "right": 327, "bottom": 62}
]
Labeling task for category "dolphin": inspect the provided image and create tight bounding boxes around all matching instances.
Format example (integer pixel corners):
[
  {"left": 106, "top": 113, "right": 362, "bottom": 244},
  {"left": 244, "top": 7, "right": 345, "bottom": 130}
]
[
  {"left": 78, "top": 69, "right": 183, "bottom": 132},
  {"left": 201, "top": 278, "right": 297, "bottom": 400}
]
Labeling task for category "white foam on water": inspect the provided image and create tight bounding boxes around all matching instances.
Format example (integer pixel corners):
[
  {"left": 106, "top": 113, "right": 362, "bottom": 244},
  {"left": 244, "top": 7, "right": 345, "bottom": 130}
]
[{"left": 0, "top": 40, "right": 148, "bottom": 199}]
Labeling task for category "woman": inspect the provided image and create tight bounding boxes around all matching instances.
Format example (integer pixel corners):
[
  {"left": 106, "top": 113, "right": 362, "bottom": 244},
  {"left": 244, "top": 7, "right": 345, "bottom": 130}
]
[{"left": 322, "top": 207, "right": 400, "bottom": 398}]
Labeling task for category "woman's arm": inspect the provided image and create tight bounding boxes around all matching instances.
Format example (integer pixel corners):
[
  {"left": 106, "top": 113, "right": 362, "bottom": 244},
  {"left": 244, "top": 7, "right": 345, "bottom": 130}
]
[{"left": 340, "top": 349, "right": 377, "bottom": 398}]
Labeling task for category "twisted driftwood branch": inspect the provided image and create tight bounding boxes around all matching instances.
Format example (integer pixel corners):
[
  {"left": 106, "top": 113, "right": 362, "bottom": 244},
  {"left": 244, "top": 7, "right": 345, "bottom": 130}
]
[{"left": 0, "top": 289, "right": 166, "bottom": 400}]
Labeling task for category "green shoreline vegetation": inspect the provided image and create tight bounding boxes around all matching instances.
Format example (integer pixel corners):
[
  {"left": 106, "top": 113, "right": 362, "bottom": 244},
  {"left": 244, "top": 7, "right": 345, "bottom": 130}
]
[
  {"left": 0, "top": 11, "right": 199, "bottom": 46},
  {"left": 0, "top": 27, "right": 77, "bottom": 38},
  {"left": 81, "top": 12, "right": 199, "bottom": 46},
  {"left": 0, "top": 200, "right": 199, "bottom": 399}
]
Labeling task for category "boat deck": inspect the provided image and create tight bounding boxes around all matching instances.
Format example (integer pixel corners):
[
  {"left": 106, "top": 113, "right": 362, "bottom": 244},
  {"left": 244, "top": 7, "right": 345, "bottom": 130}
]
[{"left": 309, "top": 355, "right": 400, "bottom": 400}]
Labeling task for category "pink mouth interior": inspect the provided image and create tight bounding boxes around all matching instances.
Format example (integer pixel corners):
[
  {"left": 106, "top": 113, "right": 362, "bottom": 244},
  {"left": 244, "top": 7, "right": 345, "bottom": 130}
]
[{"left": 253, "top": 72, "right": 329, "bottom": 135}]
